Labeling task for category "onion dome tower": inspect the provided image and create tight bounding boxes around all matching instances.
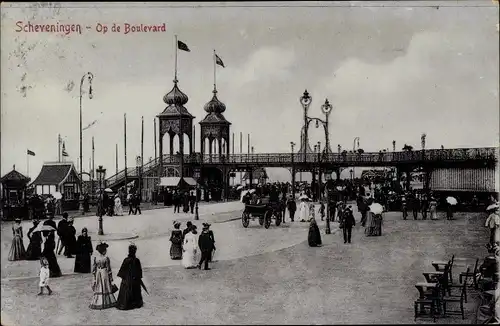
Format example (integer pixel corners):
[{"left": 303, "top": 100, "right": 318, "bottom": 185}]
[
  {"left": 156, "top": 78, "right": 195, "bottom": 177},
  {"left": 199, "top": 87, "right": 231, "bottom": 158}
]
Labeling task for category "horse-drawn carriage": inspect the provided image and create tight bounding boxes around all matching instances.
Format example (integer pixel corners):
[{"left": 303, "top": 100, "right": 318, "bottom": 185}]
[{"left": 241, "top": 201, "right": 282, "bottom": 229}]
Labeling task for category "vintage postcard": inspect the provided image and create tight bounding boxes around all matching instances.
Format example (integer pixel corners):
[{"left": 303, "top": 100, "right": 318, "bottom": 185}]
[{"left": 1, "top": 1, "right": 499, "bottom": 325}]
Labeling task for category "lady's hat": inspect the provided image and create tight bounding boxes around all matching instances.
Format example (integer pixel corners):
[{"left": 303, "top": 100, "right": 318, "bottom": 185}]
[
  {"left": 69, "top": 218, "right": 74, "bottom": 223},
  {"left": 15, "top": 218, "right": 21, "bottom": 222},
  {"left": 96, "top": 241, "right": 109, "bottom": 252},
  {"left": 81, "top": 227, "right": 88, "bottom": 233},
  {"left": 173, "top": 220, "right": 181, "bottom": 226},
  {"left": 202, "top": 223, "right": 211, "bottom": 229}
]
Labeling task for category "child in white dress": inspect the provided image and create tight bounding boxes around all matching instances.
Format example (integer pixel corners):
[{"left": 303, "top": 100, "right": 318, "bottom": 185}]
[{"left": 38, "top": 257, "right": 52, "bottom": 295}]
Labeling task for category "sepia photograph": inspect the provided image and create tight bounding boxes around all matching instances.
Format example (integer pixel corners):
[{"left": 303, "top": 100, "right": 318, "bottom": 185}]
[{"left": 0, "top": 1, "right": 499, "bottom": 324}]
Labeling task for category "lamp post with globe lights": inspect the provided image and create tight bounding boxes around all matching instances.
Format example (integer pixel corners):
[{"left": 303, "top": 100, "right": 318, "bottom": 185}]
[
  {"left": 79, "top": 72, "right": 94, "bottom": 193},
  {"left": 290, "top": 142, "right": 296, "bottom": 199}
]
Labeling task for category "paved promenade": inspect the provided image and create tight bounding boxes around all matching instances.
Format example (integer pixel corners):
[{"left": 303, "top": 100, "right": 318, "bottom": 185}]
[{"left": 1, "top": 203, "right": 488, "bottom": 325}]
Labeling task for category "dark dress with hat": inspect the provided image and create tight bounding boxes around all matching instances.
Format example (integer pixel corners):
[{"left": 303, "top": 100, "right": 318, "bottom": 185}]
[
  {"left": 74, "top": 234, "right": 93, "bottom": 273},
  {"left": 42, "top": 233, "right": 62, "bottom": 277},
  {"left": 116, "top": 252, "right": 143, "bottom": 310},
  {"left": 8, "top": 222, "right": 26, "bottom": 261},
  {"left": 308, "top": 220, "right": 322, "bottom": 247},
  {"left": 169, "top": 229, "right": 183, "bottom": 260},
  {"left": 26, "top": 223, "right": 43, "bottom": 260}
]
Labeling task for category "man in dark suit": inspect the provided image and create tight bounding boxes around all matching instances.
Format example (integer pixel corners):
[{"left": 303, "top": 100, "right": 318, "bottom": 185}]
[
  {"left": 412, "top": 194, "right": 420, "bottom": 220},
  {"left": 286, "top": 197, "right": 296, "bottom": 222},
  {"left": 57, "top": 212, "right": 69, "bottom": 255},
  {"left": 342, "top": 206, "right": 356, "bottom": 244},
  {"left": 198, "top": 223, "right": 215, "bottom": 270}
]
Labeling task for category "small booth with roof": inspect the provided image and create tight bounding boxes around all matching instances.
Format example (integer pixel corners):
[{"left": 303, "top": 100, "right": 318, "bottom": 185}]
[
  {"left": 31, "top": 162, "right": 81, "bottom": 211},
  {"left": 1, "top": 167, "right": 31, "bottom": 220}
]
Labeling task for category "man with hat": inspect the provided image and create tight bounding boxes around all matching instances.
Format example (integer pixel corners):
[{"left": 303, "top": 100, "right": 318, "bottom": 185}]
[
  {"left": 198, "top": 223, "right": 215, "bottom": 270},
  {"left": 342, "top": 205, "right": 356, "bottom": 244},
  {"left": 182, "top": 221, "right": 193, "bottom": 241},
  {"left": 57, "top": 212, "right": 69, "bottom": 255}
]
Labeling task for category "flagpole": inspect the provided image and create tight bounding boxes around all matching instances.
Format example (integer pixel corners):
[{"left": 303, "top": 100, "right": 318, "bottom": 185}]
[
  {"left": 240, "top": 132, "right": 242, "bottom": 185},
  {"left": 154, "top": 119, "right": 157, "bottom": 160},
  {"left": 213, "top": 49, "right": 216, "bottom": 91},
  {"left": 115, "top": 144, "right": 118, "bottom": 175},
  {"left": 58, "top": 134, "right": 61, "bottom": 162},
  {"left": 174, "top": 35, "right": 178, "bottom": 81},
  {"left": 92, "top": 136, "right": 95, "bottom": 196},
  {"left": 124, "top": 113, "right": 128, "bottom": 194},
  {"left": 140, "top": 116, "right": 144, "bottom": 200},
  {"left": 26, "top": 152, "right": 29, "bottom": 177}
]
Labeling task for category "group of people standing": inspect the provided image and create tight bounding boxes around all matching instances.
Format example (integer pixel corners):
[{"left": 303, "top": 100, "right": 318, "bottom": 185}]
[
  {"left": 400, "top": 192, "right": 439, "bottom": 221},
  {"left": 169, "top": 221, "right": 216, "bottom": 270},
  {"left": 172, "top": 190, "right": 197, "bottom": 214}
]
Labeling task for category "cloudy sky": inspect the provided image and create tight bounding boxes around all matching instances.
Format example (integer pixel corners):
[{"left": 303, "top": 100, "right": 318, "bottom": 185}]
[{"left": 1, "top": 1, "right": 498, "bottom": 181}]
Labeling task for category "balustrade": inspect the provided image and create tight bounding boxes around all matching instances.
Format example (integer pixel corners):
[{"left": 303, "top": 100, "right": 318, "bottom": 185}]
[{"left": 105, "top": 147, "right": 498, "bottom": 187}]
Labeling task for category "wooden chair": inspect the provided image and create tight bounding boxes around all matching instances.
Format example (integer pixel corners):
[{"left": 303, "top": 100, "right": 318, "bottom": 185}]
[
  {"left": 432, "top": 255, "right": 455, "bottom": 284},
  {"left": 449, "top": 266, "right": 471, "bottom": 303},
  {"left": 459, "top": 258, "right": 480, "bottom": 290},
  {"left": 414, "top": 298, "right": 438, "bottom": 322},
  {"left": 442, "top": 267, "right": 469, "bottom": 320},
  {"left": 414, "top": 282, "right": 441, "bottom": 322}
]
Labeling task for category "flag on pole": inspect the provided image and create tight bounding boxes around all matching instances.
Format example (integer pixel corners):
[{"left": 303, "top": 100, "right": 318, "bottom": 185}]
[
  {"left": 27, "top": 149, "right": 35, "bottom": 156},
  {"left": 215, "top": 53, "right": 225, "bottom": 68},
  {"left": 177, "top": 40, "right": 190, "bottom": 52},
  {"left": 62, "top": 142, "right": 69, "bottom": 157}
]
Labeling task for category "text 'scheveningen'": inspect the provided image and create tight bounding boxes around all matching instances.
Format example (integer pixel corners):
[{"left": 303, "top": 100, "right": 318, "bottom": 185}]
[{"left": 15, "top": 22, "right": 167, "bottom": 35}]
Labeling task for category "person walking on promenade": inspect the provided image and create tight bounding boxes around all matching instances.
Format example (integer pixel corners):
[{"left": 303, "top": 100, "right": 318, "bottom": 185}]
[
  {"left": 128, "top": 193, "right": 135, "bottom": 215},
  {"left": 485, "top": 206, "right": 500, "bottom": 245},
  {"left": 8, "top": 218, "right": 26, "bottom": 261},
  {"left": 412, "top": 194, "right": 420, "bottom": 220},
  {"left": 90, "top": 242, "right": 117, "bottom": 310},
  {"left": 286, "top": 196, "right": 296, "bottom": 222},
  {"left": 429, "top": 197, "right": 438, "bottom": 220},
  {"left": 74, "top": 227, "right": 93, "bottom": 273},
  {"left": 189, "top": 191, "right": 196, "bottom": 214},
  {"left": 26, "top": 219, "right": 43, "bottom": 260},
  {"left": 42, "top": 231, "right": 62, "bottom": 278},
  {"left": 342, "top": 206, "right": 356, "bottom": 244},
  {"left": 182, "top": 225, "right": 198, "bottom": 269},
  {"left": 401, "top": 195, "right": 408, "bottom": 220},
  {"left": 446, "top": 202, "right": 454, "bottom": 220},
  {"left": 116, "top": 243, "right": 144, "bottom": 310},
  {"left": 38, "top": 257, "right": 53, "bottom": 295},
  {"left": 182, "top": 221, "right": 193, "bottom": 241},
  {"left": 173, "top": 191, "right": 181, "bottom": 213},
  {"left": 169, "top": 221, "right": 183, "bottom": 260},
  {"left": 298, "top": 197, "right": 309, "bottom": 222},
  {"left": 57, "top": 213, "right": 69, "bottom": 256},
  {"left": 421, "top": 193, "right": 429, "bottom": 220},
  {"left": 198, "top": 223, "right": 215, "bottom": 270},
  {"left": 308, "top": 218, "right": 322, "bottom": 247}
]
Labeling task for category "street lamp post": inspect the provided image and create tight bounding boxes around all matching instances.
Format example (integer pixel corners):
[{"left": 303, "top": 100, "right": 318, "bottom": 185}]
[
  {"left": 290, "top": 141, "right": 296, "bottom": 199},
  {"left": 79, "top": 72, "right": 94, "bottom": 194},
  {"left": 194, "top": 169, "right": 200, "bottom": 220},
  {"left": 96, "top": 165, "right": 106, "bottom": 235},
  {"left": 317, "top": 141, "right": 322, "bottom": 202}
]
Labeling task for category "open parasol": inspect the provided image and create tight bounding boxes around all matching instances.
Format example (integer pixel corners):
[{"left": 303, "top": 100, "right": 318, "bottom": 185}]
[
  {"left": 369, "top": 203, "right": 384, "bottom": 215},
  {"left": 236, "top": 185, "right": 244, "bottom": 190},
  {"left": 446, "top": 196, "right": 458, "bottom": 205},
  {"left": 486, "top": 203, "right": 499, "bottom": 211},
  {"left": 299, "top": 195, "right": 310, "bottom": 201},
  {"left": 104, "top": 188, "right": 113, "bottom": 193},
  {"left": 33, "top": 224, "right": 57, "bottom": 233},
  {"left": 53, "top": 192, "right": 62, "bottom": 200},
  {"left": 248, "top": 189, "right": 256, "bottom": 194}
]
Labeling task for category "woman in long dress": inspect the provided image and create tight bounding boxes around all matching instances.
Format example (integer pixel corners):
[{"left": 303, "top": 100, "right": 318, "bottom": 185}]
[
  {"left": 116, "top": 243, "right": 143, "bottom": 310},
  {"left": 114, "top": 195, "right": 124, "bottom": 216},
  {"left": 308, "top": 218, "right": 322, "bottom": 247},
  {"left": 90, "top": 242, "right": 117, "bottom": 309},
  {"left": 182, "top": 225, "right": 198, "bottom": 269},
  {"left": 74, "top": 228, "right": 93, "bottom": 273},
  {"left": 429, "top": 197, "right": 438, "bottom": 220},
  {"left": 372, "top": 213, "right": 383, "bottom": 236},
  {"left": 42, "top": 232, "right": 62, "bottom": 277},
  {"left": 66, "top": 219, "right": 77, "bottom": 257},
  {"left": 299, "top": 199, "right": 310, "bottom": 222},
  {"left": 26, "top": 220, "right": 43, "bottom": 260},
  {"left": 8, "top": 218, "right": 26, "bottom": 261},
  {"left": 365, "top": 210, "right": 377, "bottom": 237},
  {"left": 169, "top": 222, "right": 183, "bottom": 260}
]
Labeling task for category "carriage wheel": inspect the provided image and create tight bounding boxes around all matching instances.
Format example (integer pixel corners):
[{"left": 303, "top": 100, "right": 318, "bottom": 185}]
[
  {"left": 275, "top": 211, "right": 282, "bottom": 226},
  {"left": 259, "top": 216, "right": 264, "bottom": 226},
  {"left": 242, "top": 212, "right": 250, "bottom": 228},
  {"left": 264, "top": 211, "right": 272, "bottom": 229}
]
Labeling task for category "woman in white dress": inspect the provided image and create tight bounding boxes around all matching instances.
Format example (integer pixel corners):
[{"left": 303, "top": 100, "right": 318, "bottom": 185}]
[
  {"left": 299, "top": 198, "right": 310, "bottom": 222},
  {"left": 114, "top": 195, "right": 123, "bottom": 216},
  {"left": 182, "top": 225, "right": 198, "bottom": 269}
]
